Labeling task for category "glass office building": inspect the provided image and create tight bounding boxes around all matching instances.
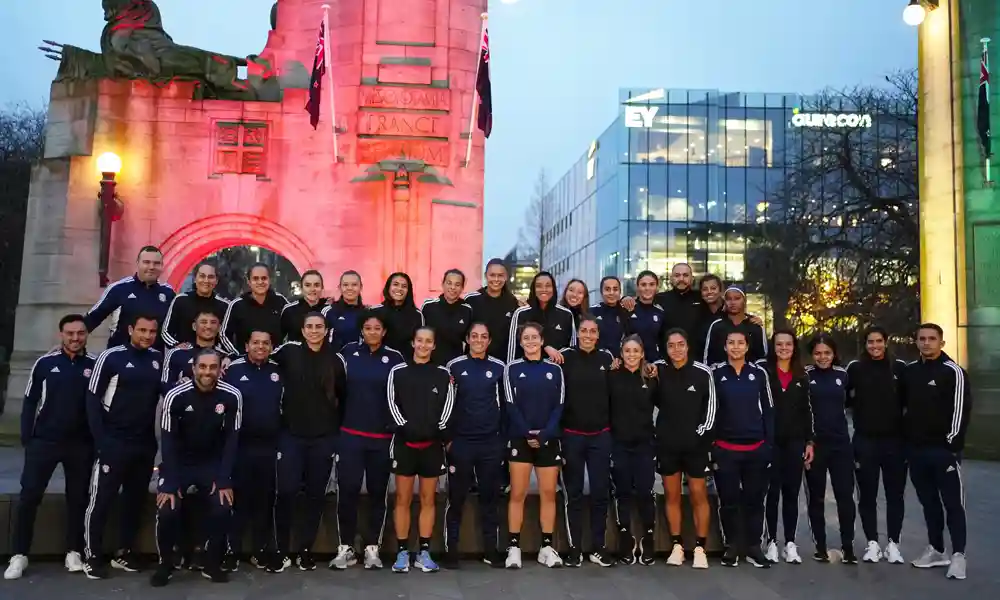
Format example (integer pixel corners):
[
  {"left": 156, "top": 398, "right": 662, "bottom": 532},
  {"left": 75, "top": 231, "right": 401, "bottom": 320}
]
[{"left": 541, "top": 87, "right": 910, "bottom": 326}]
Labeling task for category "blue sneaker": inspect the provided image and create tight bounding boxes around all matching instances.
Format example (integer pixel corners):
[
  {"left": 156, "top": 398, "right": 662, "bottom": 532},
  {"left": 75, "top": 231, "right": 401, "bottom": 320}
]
[
  {"left": 415, "top": 550, "right": 440, "bottom": 573},
  {"left": 391, "top": 550, "right": 410, "bottom": 573}
]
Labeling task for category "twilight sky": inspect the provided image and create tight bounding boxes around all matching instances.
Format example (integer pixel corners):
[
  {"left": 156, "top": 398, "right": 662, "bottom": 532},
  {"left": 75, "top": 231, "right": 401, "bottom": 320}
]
[{"left": 0, "top": 0, "right": 916, "bottom": 261}]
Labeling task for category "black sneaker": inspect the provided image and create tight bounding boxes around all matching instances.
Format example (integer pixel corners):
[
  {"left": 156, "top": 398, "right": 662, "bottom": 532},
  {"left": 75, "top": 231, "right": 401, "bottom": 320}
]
[
  {"left": 111, "top": 550, "right": 141, "bottom": 572},
  {"left": 618, "top": 532, "right": 637, "bottom": 565},
  {"left": 841, "top": 547, "right": 858, "bottom": 565},
  {"left": 267, "top": 552, "right": 291, "bottom": 573},
  {"left": 297, "top": 549, "right": 317, "bottom": 571},
  {"left": 173, "top": 551, "right": 187, "bottom": 570},
  {"left": 202, "top": 565, "right": 230, "bottom": 583},
  {"left": 440, "top": 548, "right": 460, "bottom": 570},
  {"left": 565, "top": 547, "right": 583, "bottom": 568},
  {"left": 221, "top": 552, "right": 239, "bottom": 572},
  {"left": 589, "top": 547, "right": 615, "bottom": 567},
  {"left": 721, "top": 547, "right": 740, "bottom": 567},
  {"left": 813, "top": 547, "right": 830, "bottom": 563},
  {"left": 84, "top": 557, "right": 109, "bottom": 580},
  {"left": 638, "top": 532, "right": 656, "bottom": 566},
  {"left": 250, "top": 551, "right": 269, "bottom": 570},
  {"left": 483, "top": 549, "right": 506, "bottom": 568},
  {"left": 187, "top": 549, "right": 204, "bottom": 571},
  {"left": 149, "top": 564, "right": 173, "bottom": 587},
  {"left": 745, "top": 547, "right": 771, "bottom": 569}
]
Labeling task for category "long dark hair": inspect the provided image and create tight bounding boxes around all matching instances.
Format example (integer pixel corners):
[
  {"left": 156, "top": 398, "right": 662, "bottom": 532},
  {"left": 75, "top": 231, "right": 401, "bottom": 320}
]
[
  {"left": 861, "top": 325, "right": 890, "bottom": 361},
  {"left": 767, "top": 327, "right": 805, "bottom": 377},
  {"left": 527, "top": 271, "right": 558, "bottom": 308},
  {"left": 381, "top": 272, "right": 416, "bottom": 309},
  {"left": 807, "top": 332, "right": 841, "bottom": 366}
]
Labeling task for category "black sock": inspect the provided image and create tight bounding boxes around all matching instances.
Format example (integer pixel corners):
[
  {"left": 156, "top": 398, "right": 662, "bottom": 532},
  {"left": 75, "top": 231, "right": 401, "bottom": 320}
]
[
  {"left": 696, "top": 537, "right": 707, "bottom": 548},
  {"left": 508, "top": 532, "right": 520, "bottom": 548},
  {"left": 671, "top": 534, "right": 683, "bottom": 546},
  {"left": 419, "top": 537, "right": 431, "bottom": 551},
  {"left": 398, "top": 541, "right": 408, "bottom": 554},
  {"left": 541, "top": 533, "right": 553, "bottom": 547}
]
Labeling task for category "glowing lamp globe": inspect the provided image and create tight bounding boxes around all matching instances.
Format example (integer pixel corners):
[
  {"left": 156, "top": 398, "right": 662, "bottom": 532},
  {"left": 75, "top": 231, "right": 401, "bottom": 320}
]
[
  {"left": 97, "top": 152, "right": 122, "bottom": 175},
  {"left": 903, "top": 1, "right": 926, "bottom": 26}
]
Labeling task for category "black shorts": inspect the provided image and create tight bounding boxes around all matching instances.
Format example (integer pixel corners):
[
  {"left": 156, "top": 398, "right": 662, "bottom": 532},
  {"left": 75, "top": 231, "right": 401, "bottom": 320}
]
[
  {"left": 656, "top": 447, "right": 711, "bottom": 478},
  {"left": 392, "top": 440, "right": 446, "bottom": 478},
  {"left": 507, "top": 438, "right": 562, "bottom": 468}
]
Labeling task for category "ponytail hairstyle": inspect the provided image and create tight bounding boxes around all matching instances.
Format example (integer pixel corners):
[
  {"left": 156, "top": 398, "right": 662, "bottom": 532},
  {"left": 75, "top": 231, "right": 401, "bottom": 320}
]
[{"left": 620, "top": 333, "right": 653, "bottom": 385}]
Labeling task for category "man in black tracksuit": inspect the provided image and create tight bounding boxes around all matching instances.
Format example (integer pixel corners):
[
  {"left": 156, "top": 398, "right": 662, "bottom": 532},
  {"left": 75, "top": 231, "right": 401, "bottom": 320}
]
[
  {"left": 7, "top": 315, "right": 96, "bottom": 579},
  {"left": 271, "top": 314, "right": 347, "bottom": 571},
  {"left": 654, "top": 263, "right": 705, "bottom": 352},
  {"left": 84, "top": 314, "right": 164, "bottom": 579},
  {"left": 902, "top": 324, "right": 971, "bottom": 580},
  {"left": 152, "top": 351, "right": 241, "bottom": 586},
  {"left": 464, "top": 259, "right": 521, "bottom": 362},
  {"left": 223, "top": 331, "right": 285, "bottom": 571},
  {"left": 846, "top": 326, "right": 908, "bottom": 564},
  {"left": 221, "top": 263, "right": 288, "bottom": 350},
  {"left": 161, "top": 262, "right": 230, "bottom": 349},
  {"left": 559, "top": 318, "right": 615, "bottom": 567}
]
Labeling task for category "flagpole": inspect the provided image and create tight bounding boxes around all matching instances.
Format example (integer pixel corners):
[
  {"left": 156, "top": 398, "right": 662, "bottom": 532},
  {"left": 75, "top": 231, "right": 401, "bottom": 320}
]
[
  {"left": 984, "top": 37, "right": 992, "bottom": 183},
  {"left": 464, "top": 12, "right": 488, "bottom": 168},
  {"left": 323, "top": 4, "right": 339, "bottom": 160}
]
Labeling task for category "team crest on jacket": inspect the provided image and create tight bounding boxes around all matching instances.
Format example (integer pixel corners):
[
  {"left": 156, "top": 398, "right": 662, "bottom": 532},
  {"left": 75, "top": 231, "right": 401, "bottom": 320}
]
[
  {"left": 835, "top": 378, "right": 842, "bottom": 386},
  {"left": 486, "top": 370, "right": 493, "bottom": 378},
  {"left": 382, "top": 356, "right": 389, "bottom": 363},
  {"left": 271, "top": 373, "right": 280, "bottom": 382},
  {"left": 653, "top": 315, "right": 659, "bottom": 322},
  {"left": 83, "top": 368, "right": 92, "bottom": 378},
  {"left": 546, "top": 372, "right": 553, "bottom": 380},
  {"left": 102, "top": 464, "right": 110, "bottom": 474},
  {"left": 748, "top": 373, "right": 755, "bottom": 381},
  {"left": 159, "top": 293, "right": 167, "bottom": 302},
  {"left": 215, "top": 403, "right": 225, "bottom": 414},
  {"left": 152, "top": 360, "right": 160, "bottom": 370}
]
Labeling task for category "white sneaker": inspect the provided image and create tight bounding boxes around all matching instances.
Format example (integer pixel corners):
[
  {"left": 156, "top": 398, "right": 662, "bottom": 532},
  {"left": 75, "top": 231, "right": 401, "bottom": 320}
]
[
  {"left": 666, "top": 543, "right": 685, "bottom": 566},
  {"left": 764, "top": 541, "right": 779, "bottom": 563},
  {"left": 862, "top": 541, "right": 882, "bottom": 563},
  {"left": 946, "top": 553, "right": 966, "bottom": 580},
  {"left": 65, "top": 551, "right": 84, "bottom": 572},
  {"left": 505, "top": 546, "right": 522, "bottom": 569},
  {"left": 885, "top": 542, "right": 904, "bottom": 564},
  {"left": 537, "top": 545, "right": 563, "bottom": 568},
  {"left": 912, "top": 545, "right": 951, "bottom": 568},
  {"left": 692, "top": 546, "right": 709, "bottom": 569},
  {"left": 4, "top": 555, "right": 28, "bottom": 580},
  {"left": 329, "top": 545, "right": 357, "bottom": 569},
  {"left": 783, "top": 542, "right": 803, "bottom": 564},
  {"left": 363, "top": 545, "right": 383, "bottom": 570}
]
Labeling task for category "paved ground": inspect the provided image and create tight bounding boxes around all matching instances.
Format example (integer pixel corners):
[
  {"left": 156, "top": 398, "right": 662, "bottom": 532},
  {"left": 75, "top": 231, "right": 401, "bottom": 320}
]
[{"left": 1, "top": 449, "right": 998, "bottom": 598}]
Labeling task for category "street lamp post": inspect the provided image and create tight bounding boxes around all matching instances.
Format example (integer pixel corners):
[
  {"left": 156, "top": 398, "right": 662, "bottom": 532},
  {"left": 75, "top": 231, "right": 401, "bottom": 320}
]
[
  {"left": 903, "top": 0, "right": 939, "bottom": 27},
  {"left": 96, "top": 152, "right": 125, "bottom": 288}
]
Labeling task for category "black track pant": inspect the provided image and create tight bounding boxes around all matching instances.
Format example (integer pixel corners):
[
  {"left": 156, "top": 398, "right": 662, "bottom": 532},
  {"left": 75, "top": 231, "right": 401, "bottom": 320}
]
[
  {"left": 804, "top": 438, "right": 856, "bottom": 550},
  {"left": 853, "top": 434, "right": 906, "bottom": 544},
  {"left": 764, "top": 439, "right": 804, "bottom": 545}
]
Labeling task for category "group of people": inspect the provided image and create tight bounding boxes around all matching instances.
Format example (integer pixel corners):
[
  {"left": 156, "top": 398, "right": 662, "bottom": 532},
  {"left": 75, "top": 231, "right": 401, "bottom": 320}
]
[{"left": 3, "top": 246, "right": 972, "bottom": 586}]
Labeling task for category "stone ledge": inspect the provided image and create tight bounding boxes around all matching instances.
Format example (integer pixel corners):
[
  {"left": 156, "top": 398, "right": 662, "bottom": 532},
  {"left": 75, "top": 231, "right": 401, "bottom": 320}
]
[{"left": 0, "top": 492, "right": 720, "bottom": 556}]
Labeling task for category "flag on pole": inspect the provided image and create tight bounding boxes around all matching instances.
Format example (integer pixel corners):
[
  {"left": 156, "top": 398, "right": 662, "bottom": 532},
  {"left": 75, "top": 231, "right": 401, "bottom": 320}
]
[
  {"left": 978, "top": 40, "right": 991, "bottom": 158},
  {"left": 306, "top": 22, "right": 326, "bottom": 130},
  {"left": 476, "top": 26, "right": 493, "bottom": 137}
]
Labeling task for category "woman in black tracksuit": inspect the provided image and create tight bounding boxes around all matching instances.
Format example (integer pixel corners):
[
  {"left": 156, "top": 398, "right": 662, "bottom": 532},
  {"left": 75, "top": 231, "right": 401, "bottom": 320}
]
[
  {"left": 387, "top": 326, "right": 455, "bottom": 573},
  {"left": 803, "top": 333, "right": 857, "bottom": 564},
  {"left": 757, "top": 328, "right": 814, "bottom": 565},
  {"left": 655, "top": 328, "right": 716, "bottom": 570},
  {"left": 420, "top": 269, "right": 473, "bottom": 365},
  {"left": 608, "top": 334, "right": 658, "bottom": 566},
  {"left": 507, "top": 272, "right": 575, "bottom": 364},
  {"left": 372, "top": 272, "right": 424, "bottom": 359}
]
